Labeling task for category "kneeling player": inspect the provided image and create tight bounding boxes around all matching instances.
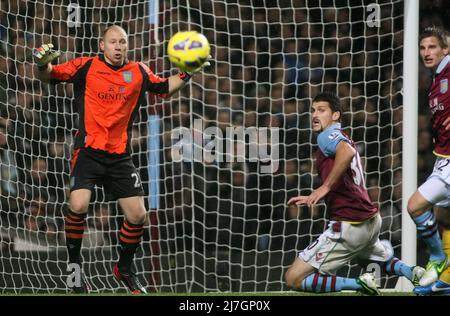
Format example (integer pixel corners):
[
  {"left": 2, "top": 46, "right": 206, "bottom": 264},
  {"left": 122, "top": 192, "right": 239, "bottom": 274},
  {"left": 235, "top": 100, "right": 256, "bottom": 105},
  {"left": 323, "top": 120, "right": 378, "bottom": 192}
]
[{"left": 286, "top": 92, "right": 424, "bottom": 295}]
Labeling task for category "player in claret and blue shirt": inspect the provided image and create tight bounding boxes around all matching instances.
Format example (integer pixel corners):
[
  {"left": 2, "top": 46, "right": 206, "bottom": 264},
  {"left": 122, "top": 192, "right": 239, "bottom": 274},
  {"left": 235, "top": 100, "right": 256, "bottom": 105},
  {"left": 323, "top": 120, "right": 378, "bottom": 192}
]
[
  {"left": 410, "top": 27, "right": 450, "bottom": 296},
  {"left": 286, "top": 92, "right": 424, "bottom": 295}
]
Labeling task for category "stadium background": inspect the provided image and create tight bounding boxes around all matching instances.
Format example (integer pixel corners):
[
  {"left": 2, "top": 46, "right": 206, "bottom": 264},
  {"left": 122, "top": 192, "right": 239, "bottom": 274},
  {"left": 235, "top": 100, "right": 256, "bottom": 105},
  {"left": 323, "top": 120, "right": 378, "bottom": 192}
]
[{"left": 0, "top": 0, "right": 449, "bottom": 293}]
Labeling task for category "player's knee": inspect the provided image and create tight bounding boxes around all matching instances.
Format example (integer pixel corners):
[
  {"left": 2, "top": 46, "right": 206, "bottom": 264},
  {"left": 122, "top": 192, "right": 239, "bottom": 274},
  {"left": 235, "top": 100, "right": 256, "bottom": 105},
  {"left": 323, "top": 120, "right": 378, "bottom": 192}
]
[
  {"left": 284, "top": 270, "right": 294, "bottom": 288},
  {"left": 126, "top": 211, "right": 146, "bottom": 225},
  {"left": 69, "top": 201, "right": 89, "bottom": 214},
  {"left": 406, "top": 198, "right": 421, "bottom": 218},
  {"left": 406, "top": 199, "right": 414, "bottom": 214},
  {"left": 284, "top": 269, "right": 304, "bottom": 290}
]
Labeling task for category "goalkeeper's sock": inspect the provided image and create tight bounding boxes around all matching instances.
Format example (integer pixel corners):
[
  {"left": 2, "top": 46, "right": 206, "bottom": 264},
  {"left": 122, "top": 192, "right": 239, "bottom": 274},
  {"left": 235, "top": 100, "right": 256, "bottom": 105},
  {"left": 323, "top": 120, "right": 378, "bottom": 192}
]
[
  {"left": 64, "top": 209, "right": 87, "bottom": 264},
  {"left": 383, "top": 257, "right": 413, "bottom": 280},
  {"left": 300, "top": 273, "right": 360, "bottom": 293},
  {"left": 118, "top": 220, "right": 144, "bottom": 272},
  {"left": 413, "top": 210, "right": 445, "bottom": 262},
  {"left": 440, "top": 229, "right": 450, "bottom": 283}
]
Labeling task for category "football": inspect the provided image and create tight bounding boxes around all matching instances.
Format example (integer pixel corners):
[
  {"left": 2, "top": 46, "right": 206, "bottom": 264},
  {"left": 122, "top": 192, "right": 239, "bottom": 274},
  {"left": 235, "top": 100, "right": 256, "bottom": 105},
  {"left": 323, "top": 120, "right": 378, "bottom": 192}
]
[{"left": 167, "top": 31, "right": 210, "bottom": 72}]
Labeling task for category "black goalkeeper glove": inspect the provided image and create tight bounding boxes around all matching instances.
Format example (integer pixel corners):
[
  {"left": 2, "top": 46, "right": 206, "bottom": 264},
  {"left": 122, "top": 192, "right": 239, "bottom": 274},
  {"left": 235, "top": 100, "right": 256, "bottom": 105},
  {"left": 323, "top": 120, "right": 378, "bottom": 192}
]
[{"left": 179, "top": 55, "right": 212, "bottom": 82}]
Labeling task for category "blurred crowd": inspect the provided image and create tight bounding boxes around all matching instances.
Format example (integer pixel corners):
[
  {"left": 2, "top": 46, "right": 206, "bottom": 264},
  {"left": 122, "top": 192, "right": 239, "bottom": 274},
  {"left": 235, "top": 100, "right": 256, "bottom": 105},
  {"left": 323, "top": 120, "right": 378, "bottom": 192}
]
[{"left": 0, "top": 0, "right": 448, "bottom": 265}]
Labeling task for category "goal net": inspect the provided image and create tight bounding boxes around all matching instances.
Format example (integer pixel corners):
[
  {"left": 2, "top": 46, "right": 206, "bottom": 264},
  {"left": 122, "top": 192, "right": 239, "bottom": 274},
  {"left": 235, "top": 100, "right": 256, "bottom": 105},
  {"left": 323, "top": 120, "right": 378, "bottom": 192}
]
[{"left": 0, "top": 0, "right": 404, "bottom": 293}]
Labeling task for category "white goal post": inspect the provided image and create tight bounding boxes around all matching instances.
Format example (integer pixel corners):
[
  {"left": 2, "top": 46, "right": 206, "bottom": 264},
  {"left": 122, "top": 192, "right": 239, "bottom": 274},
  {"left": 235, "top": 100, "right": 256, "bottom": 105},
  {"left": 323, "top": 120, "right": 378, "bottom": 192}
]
[
  {"left": 398, "top": 0, "right": 418, "bottom": 292},
  {"left": 0, "top": 0, "right": 417, "bottom": 293}
]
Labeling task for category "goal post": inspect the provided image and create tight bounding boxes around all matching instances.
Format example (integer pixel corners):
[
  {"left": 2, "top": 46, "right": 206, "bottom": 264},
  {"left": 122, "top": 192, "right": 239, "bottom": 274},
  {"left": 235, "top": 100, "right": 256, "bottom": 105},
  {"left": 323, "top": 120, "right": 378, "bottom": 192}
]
[
  {"left": 398, "top": 0, "right": 418, "bottom": 292},
  {"left": 0, "top": 0, "right": 415, "bottom": 293}
]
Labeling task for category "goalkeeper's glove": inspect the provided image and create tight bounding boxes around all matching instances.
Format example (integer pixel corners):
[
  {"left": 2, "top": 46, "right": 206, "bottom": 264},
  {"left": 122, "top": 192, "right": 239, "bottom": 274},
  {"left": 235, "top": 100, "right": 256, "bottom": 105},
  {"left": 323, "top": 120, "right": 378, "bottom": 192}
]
[
  {"left": 179, "top": 55, "right": 211, "bottom": 82},
  {"left": 33, "top": 43, "right": 61, "bottom": 70}
]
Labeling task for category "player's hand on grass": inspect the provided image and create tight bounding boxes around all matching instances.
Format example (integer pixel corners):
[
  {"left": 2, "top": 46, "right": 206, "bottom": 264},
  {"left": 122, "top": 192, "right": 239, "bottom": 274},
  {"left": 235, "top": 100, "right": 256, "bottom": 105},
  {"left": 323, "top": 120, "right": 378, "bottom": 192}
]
[{"left": 33, "top": 43, "right": 61, "bottom": 69}]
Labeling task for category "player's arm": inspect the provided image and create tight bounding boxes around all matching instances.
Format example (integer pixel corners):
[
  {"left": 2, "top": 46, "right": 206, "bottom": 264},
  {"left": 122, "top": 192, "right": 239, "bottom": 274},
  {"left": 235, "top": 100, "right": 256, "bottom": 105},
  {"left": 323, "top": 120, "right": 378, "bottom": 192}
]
[
  {"left": 307, "top": 141, "right": 355, "bottom": 205},
  {"left": 166, "top": 72, "right": 191, "bottom": 96},
  {"left": 321, "top": 141, "right": 356, "bottom": 190},
  {"left": 33, "top": 44, "right": 60, "bottom": 83},
  {"left": 288, "top": 141, "right": 356, "bottom": 207},
  {"left": 142, "top": 56, "right": 210, "bottom": 98},
  {"left": 166, "top": 58, "right": 211, "bottom": 96}
]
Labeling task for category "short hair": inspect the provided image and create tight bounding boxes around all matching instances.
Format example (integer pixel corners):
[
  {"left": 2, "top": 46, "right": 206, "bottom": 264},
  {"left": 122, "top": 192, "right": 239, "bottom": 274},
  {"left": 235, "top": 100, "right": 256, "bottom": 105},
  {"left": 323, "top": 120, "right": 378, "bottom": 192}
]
[
  {"left": 101, "top": 25, "right": 128, "bottom": 40},
  {"left": 312, "top": 91, "right": 342, "bottom": 115},
  {"left": 419, "top": 26, "right": 448, "bottom": 48}
]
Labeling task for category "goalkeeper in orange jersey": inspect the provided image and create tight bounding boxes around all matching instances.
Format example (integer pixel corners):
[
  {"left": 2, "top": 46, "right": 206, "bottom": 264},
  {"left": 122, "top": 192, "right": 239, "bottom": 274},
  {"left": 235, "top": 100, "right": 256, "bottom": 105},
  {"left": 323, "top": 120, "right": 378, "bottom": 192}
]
[
  {"left": 286, "top": 92, "right": 425, "bottom": 295},
  {"left": 409, "top": 27, "right": 450, "bottom": 296},
  {"left": 33, "top": 25, "right": 209, "bottom": 294}
]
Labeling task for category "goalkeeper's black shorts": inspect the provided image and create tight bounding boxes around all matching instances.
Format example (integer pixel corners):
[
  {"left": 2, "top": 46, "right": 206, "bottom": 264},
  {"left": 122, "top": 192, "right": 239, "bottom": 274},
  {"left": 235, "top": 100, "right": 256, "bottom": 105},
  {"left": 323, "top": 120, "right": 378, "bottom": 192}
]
[{"left": 70, "top": 146, "right": 145, "bottom": 201}]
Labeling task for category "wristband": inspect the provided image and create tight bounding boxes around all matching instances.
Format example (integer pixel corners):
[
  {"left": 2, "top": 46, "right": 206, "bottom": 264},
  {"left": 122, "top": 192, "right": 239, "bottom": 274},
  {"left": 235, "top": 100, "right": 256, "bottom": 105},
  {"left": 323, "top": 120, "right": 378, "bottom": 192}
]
[{"left": 178, "top": 72, "right": 191, "bottom": 82}]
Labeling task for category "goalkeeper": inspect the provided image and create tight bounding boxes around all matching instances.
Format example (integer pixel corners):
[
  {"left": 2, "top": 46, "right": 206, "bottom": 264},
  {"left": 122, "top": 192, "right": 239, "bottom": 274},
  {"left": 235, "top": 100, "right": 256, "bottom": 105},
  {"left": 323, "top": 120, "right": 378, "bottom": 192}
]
[
  {"left": 33, "top": 25, "right": 209, "bottom": 294},
  {"left": 286, "top": 92, "right": 424, "bottom": 295}
]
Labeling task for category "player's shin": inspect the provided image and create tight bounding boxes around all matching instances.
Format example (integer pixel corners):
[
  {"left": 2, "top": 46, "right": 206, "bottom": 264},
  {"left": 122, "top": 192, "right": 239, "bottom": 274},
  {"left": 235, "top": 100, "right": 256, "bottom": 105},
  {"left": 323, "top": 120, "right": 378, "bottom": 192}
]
[
  {"left": 382, "top": 257, "right": 424, "bottom": 285},
  {"left": 413, "top": 210, "right": 446, "bottom": 261},
  {"left": 64, "top": 209, "right": 87, "bottom": 265},
  {"left": 299, "top": 273, "right": 360, "bottom": 293},
  {"left": 383, "top": 257, "right": 412, "bottom": 278},
  {"left": 117, "top": 220, "right": 144, "bottom": 272}
]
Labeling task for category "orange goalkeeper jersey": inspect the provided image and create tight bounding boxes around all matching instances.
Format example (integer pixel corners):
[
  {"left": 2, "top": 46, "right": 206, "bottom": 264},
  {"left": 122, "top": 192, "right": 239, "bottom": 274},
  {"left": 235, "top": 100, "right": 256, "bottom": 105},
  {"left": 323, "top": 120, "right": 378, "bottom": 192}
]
[{"left": 50, "top": 55, "right": 169, "bottom": 154}]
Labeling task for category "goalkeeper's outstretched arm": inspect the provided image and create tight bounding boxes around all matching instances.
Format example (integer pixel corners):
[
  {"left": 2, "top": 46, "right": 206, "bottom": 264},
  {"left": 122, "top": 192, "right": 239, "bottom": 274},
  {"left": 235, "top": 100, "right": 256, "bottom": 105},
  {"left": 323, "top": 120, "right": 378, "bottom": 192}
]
[
  {"left": 167, "top": 73, "right": 190, "bottom": 96},
  {"left": 166, "top": 56, "right": 211, "bottom": 96}
]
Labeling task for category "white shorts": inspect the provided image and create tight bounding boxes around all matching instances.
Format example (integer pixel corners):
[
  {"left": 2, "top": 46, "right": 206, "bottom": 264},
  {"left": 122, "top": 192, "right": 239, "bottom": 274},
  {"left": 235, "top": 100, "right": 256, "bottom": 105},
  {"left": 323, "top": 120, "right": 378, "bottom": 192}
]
[
  {"left": 298, "top": 214, "right": 393, "bottom": 275},
  {"left": 418, "top": 157, "right": 450, "bottom": 208}
]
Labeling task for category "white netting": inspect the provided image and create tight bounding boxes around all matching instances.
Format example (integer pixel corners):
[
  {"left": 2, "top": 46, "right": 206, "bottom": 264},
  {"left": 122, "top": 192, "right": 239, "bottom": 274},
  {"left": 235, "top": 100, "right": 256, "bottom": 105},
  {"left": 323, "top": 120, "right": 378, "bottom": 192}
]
[{"left": 0, "top": 0, "right": 404, "bottom": 293}]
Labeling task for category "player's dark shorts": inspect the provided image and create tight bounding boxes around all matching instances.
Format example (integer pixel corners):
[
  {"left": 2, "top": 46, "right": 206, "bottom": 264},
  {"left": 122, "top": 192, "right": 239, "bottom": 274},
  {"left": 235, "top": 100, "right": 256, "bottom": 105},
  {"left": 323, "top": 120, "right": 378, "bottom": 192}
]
[{"left": 70, "top": 147, "right": 144, "bottom": 201}]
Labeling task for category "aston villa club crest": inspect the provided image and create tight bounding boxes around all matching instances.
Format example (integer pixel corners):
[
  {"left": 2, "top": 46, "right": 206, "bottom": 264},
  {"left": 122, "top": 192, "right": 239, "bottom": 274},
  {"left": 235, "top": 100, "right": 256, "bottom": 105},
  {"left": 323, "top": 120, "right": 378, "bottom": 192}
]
[
  {"left": 440, "top": 78, "right": 448, "bottom": 94},
  {"left": 123, "top": 71, "right": 132, "bottom": 83}
]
